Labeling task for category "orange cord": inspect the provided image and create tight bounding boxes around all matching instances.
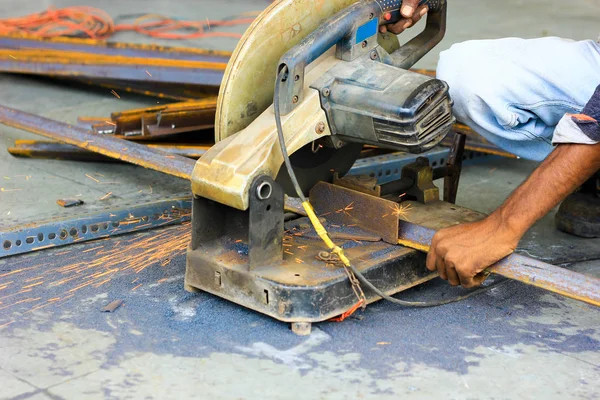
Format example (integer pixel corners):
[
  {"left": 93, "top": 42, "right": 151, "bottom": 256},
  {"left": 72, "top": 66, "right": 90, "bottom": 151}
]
[
  {"left": 0, "top": 6, "right": 256, "bottom": 40},
  {"left": 329, "top": 300, "right": 365, "bottom": 323}
]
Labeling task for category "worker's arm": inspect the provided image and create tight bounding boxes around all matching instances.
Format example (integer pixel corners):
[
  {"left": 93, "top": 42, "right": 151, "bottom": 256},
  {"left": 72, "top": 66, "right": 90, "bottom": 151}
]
[
  {"left": 380, "top": 0, "right": 428, "bottom": 34},
  {"left": 427, "top": 86, "right": 600, "bottom": 288},
  {"left": 427, "top": 142, "right": 600, "bottom": 288}
]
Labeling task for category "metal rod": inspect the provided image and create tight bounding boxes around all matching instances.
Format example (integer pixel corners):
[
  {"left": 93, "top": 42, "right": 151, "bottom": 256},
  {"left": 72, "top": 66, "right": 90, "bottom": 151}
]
[
  {"left": 0, "top": 35, "right": 231, "bottom": 63},
  {"left": 0, "top": 198, "right": 191, "bottom": 258},
  {"left": 0, "top": 105, "right": 197, "bottom": 180},
  {"left": 397, "top": 220, "right": 600, "bottom": 307},
  {"left": 8, "top": 140, "right": 211, "bottom": 161}
]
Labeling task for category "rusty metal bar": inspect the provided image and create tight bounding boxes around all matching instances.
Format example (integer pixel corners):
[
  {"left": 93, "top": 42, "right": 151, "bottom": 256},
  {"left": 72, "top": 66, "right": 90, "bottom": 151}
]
[
  {"left": 8, "top": 140, "right": 211, "bottom": 161},
  {"left": 0, "top": 35, "right": 231, "bottom": 63},
  {"left": 0, "top": 46, "right": 228, "bottom": 86},
  {"left": 443, "top": 132, "right": 466, "bottom": 203},
  {"left": 397, "top": 220, "right": 600, "bottom": 307},
  {"left": 0, "top": 105, "right": 196, "bottom": 180}
]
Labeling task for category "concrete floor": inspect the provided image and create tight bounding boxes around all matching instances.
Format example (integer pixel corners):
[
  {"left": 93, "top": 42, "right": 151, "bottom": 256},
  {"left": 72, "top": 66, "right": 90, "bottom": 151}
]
[{"left": 0, "top": 0, "right": 599, "bottom": 399}]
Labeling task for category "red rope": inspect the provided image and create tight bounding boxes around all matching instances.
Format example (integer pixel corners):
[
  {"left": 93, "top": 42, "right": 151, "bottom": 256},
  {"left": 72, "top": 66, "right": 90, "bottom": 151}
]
[{"left": 0, "top": 6, "right": 255, "bottom": 40}]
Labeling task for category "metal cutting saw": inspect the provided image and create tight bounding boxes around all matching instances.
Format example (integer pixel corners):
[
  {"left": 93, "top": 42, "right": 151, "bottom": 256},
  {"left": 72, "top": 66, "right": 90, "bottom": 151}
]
[
  {"left": 184, "top": 0, "right": 600, "bottom": 334},
  {"left": 0, "top": 0, "right": 596, "bottom": 335}
]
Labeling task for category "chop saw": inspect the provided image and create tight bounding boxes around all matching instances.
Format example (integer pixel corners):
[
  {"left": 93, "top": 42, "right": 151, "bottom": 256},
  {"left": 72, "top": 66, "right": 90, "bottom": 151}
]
[{"left": 184, "top": 0, "right": 600, "bottom": 334}]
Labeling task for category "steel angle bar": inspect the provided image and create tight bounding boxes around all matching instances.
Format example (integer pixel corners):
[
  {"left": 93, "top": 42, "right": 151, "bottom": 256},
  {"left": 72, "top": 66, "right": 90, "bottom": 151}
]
[
  {"left": 0, "top": 54, "right": 226, "bottom": 86},
  {"left": 348, "top": 148, "right": 497, "bottom": 185},
  {"left": 0, "top": 35, "right": 231, "bottom": 64},
  {"left": 8, "top": 140, "right": 211, "bottom": 161},
  {"left": 0, "top": 105, "right": 197, "bottom": 180},
  {"left": 397, "top": 220, "right": 600, "bottom": 307},
  {"left": 0, "top": 198, "right": 192, "bottom": 258}
]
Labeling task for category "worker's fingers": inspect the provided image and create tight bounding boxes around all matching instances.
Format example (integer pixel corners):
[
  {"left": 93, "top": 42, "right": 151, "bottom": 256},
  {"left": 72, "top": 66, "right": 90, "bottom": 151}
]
[
  {"left": 411, "top": 5, "right": 429, "bottom": 24},
  {"left": 435, "top": 256, "right": 447, "bottom": 280},
  {"left": 445, "top": 264, "right": 460, "bottom": 286},
  {"left": 426, "top": 241, "right": 438, "bottom": 272},
  {"left": 401, "top": 0, "right": 421, "bottom": 18},
  {"left": 465, "top": 272, "right": 489, "bottom": 289},
  {"left": 382, "top": 18, "right": 414, "bottom": 34},
  {"left": 381, "top": 4, "right": 427, "bottom": 35},
  {"left": 456, "top": 263, "right": 483, "bottom": 289}
]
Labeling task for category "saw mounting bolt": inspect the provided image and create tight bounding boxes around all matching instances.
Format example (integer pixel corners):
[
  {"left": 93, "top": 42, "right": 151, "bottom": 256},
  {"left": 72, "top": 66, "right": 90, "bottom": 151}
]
[
  {"left": 322, "top": 88, "right": 330, "bottom": 97},
  {"left": 315, "top": 122, "right": 326, "bottom": 134},
  {"left": 256, "top": 181, "right": 272, "bottom": 200},
  {"left": 370, "top": 51, "right": 378, "bottom": 60}
]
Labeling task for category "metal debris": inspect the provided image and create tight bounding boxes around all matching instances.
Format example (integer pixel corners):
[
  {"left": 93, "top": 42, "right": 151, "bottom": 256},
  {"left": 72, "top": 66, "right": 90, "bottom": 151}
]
[
  {"left": 102, "top": 299, "right": 123, "bottom": 312},
  {"left": 56, "top": 198, "right": 84, "bottom": 208}
]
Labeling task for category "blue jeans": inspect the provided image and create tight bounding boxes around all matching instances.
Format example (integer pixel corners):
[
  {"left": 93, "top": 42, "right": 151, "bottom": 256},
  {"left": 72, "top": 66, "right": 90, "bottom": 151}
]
[{"left": 437, "top": 37, "right": 600, "bottom": 161}]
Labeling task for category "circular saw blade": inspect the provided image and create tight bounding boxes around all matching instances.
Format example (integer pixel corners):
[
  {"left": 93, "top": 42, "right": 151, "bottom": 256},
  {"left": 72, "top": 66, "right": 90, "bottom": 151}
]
[{"left": 275, "top": 142, "right": 364, "bottom": 197}]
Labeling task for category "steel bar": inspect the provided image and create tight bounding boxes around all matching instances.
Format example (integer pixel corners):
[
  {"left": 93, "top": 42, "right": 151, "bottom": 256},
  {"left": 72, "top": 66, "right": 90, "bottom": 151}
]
[
  {"left": 0, "top": 35, "right": 231, "bottom": 63},
  {"left": 348, "top": 148, "right": 496, "bottom": 184},
  {"left": 0, "top": 105, "right": 197, "bottom": 180},
  {"left": 0, "top": 48, "right": 227, "bottom": 86},
  {"left": 8, "top": 140, "right": 211, "bottom": 161},
  {"left": 397, "top": 220, "right": 600, "bottom": 307},
  {"left": 443, "top": 132, "right": 466, "bottom": 203},
  {"left": 0, "top": 197, "right": 192, "bottom": 258}
]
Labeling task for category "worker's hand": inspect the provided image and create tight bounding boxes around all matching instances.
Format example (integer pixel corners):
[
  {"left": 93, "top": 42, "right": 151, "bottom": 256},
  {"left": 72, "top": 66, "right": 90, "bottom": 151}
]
[
  {"left": 426, "top": 214, "right": 521, "bottom": 288},
  {"left": 380, "top": 0, "right": 428, "bottom": 35}
]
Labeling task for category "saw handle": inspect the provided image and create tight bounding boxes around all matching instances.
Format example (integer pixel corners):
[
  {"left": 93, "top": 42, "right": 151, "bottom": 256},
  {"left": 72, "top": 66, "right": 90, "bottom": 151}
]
[
  {"left": 384, "top": 0, "right": 447, "bottom": 69},
  {"left": 276, "top": 0, "right": 447, "bottom": 115}
]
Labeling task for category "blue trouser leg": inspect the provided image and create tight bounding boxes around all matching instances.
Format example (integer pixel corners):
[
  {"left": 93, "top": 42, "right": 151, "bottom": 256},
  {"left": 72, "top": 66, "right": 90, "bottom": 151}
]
[{"left": 437, "top": 37, "right": 600, "bottom": 161}]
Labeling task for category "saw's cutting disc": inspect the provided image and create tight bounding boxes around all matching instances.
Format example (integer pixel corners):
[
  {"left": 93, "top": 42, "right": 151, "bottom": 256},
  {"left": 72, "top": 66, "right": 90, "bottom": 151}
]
[{"left": 215, "top": 0, "right": 359, "bottom": 142}]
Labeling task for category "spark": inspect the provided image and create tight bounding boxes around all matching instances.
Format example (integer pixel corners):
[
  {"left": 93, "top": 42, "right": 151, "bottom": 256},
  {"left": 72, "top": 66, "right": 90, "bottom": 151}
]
[
  {"left": 398, "top": 193, "right": 406, "bottom": 198},
  {"left": 21, "top": 281, "right": 44, "bottom": 289},
  {"left": 389, "top": 203, "right": 413, "bottom": 220},
  {"left": 297, "top": 245, "right": 307, "bottom": 251},
  {"left": 131, "top": 284, "right": 142, "bottom": 291},
  {"left": 0, "top": 320, "right": 15, "bottom": 329},
  {"left": 377, "top": 342, "right": 391, "bottom": 345},
  {"left": 3, "top": 176, "right": 9, "bottom": 180},
  {"left": 295, "top": 258, "right": 304, "bottom": 264},
  {"left": 8, "top": 54, "right": 16, "bottom": 59},
  {"left": 235, "top": 240, "right": 243, "bottom": 243},
  {"left": 7, "top": 211, "right": 10, "bottom": 216},
  {"left": 85, "top": 174, "right": 100, "bottom": 183},
  {"left": 336, "top": 202, "right": 354, "bottom": 216},
  {"left": 206, "top": 17, "right": 211, "bottom": 29},
  {"left": 157, "top": 278, "right": 169, "bottom": 283},
  {"left": 149, "top": 185, "right": 153, "bottom": 194},
  {"left": 145, "top": 70, "right": 152, "bottom": 76},
  {"left": 82, "top": 246, "right": 104, "bottom": 253},
  {"left": 110, "top": 89, "right": 121, "bottom": 99},
  {"left": 1, "top": 188, "right": 21, "bottom": 192},
  {"left": 284, "top": 250, "right": 294, "bottom": 255},
  {"left": 99, "top": 192, "right": 113, "bottom": 201}
]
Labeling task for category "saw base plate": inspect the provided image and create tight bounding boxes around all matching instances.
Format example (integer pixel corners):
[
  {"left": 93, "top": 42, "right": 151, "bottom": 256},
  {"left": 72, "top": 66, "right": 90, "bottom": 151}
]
[{"left": 185, "top": 218, "right": 433, "bottom": 325}]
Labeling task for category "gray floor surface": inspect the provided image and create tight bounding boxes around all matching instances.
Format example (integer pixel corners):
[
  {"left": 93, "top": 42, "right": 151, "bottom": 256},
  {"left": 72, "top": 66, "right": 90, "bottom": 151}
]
[{"left": 0, "top": 0, "right": 599, "bottom": 399}]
